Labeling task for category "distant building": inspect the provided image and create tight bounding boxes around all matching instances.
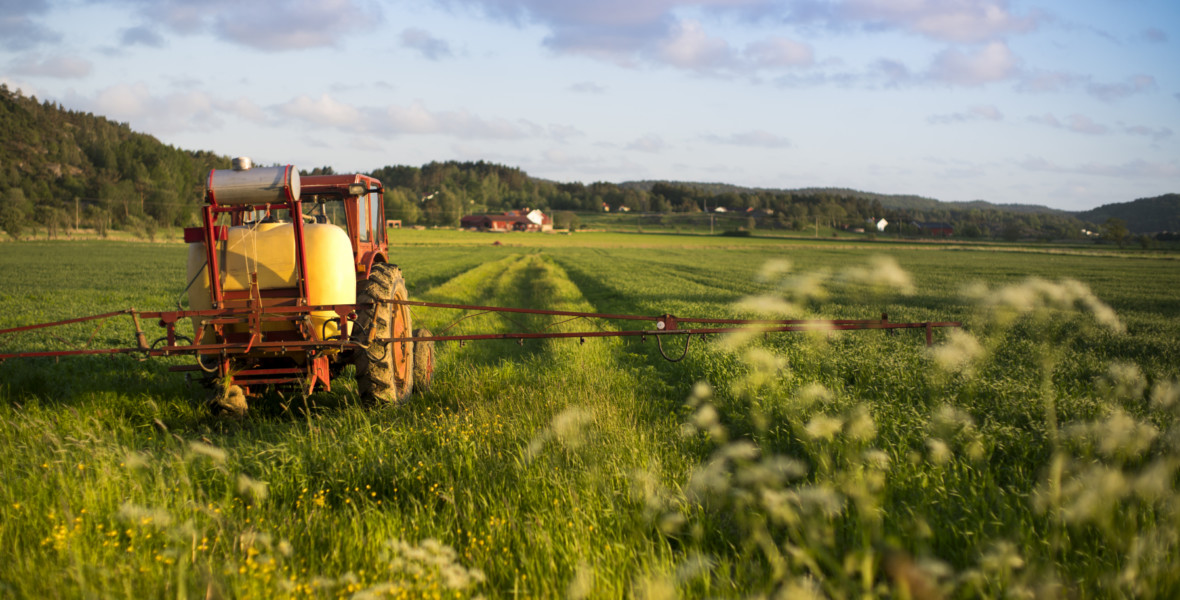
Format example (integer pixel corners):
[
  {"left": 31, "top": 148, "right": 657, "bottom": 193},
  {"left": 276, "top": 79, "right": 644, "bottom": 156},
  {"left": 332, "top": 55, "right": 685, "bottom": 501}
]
[
  {"left": 872, "top": 218, "right": 888, "bottom": 232},
  {"left": 460, "top": 209, "right": 552, "bottom": 232},
  {"left": 913, "top": 221, "right": 954, "bottom": 237}
]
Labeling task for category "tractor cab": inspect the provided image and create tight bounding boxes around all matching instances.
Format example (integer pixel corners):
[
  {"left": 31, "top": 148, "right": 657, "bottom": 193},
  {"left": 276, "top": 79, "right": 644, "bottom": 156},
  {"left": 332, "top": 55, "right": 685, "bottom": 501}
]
[{"left": 299, "top": 174, "right": 388, "bottom": 280}]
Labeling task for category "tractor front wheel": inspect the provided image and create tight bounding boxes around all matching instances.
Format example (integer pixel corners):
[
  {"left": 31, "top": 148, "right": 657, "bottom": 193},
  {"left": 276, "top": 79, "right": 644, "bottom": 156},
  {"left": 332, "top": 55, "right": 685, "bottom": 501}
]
[{"left": 354, "top": 264, "right": 414, "bottom": 404}]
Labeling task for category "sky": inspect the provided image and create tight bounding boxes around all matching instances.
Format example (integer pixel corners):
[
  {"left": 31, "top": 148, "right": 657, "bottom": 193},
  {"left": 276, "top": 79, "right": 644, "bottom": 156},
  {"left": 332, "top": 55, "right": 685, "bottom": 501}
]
[{"left": 2, "top": 0, "right": 1177, "bottom": 211}]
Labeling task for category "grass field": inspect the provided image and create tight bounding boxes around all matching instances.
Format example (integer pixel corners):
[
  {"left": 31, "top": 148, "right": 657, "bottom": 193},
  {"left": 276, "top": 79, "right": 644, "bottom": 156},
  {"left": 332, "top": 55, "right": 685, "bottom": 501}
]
[{"left": 1, "top": 231, "right": 1178, "bottom": 599}]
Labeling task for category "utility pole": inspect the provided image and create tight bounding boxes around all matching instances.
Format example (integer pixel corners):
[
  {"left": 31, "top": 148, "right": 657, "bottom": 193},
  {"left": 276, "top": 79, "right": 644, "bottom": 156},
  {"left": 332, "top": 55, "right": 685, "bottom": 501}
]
[
  {"left": 74, "top": 197, "right": 79, "bottom": 233},
  {"left": 815, "top": 216, "right": 819, "bottom": 238}
]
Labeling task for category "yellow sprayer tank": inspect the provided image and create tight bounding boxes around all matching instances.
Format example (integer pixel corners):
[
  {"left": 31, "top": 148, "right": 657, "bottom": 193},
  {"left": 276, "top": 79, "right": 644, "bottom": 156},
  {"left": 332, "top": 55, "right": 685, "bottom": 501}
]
[{"left": 186, "top": 222, "right": 355, "bottom": 352}]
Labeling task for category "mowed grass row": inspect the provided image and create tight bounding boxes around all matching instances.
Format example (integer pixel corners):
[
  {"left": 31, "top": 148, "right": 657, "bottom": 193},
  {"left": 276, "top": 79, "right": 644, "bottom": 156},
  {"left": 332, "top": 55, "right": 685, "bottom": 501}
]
[{"left": 1, "top": 235, "right": 1179, "bottom": 597}]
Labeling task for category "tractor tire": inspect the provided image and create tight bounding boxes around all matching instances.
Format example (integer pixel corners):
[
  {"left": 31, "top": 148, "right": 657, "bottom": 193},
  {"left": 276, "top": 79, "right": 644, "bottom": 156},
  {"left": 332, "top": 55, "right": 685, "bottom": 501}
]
[
  {"left": 208, "top": 382, "right": 248, "bottom": 418},
  {"left": 354, "top": 263, "right": 414, "bottom": 404},
  {"left": 412, "top": 328, "right": 435, "bottom": 395}
]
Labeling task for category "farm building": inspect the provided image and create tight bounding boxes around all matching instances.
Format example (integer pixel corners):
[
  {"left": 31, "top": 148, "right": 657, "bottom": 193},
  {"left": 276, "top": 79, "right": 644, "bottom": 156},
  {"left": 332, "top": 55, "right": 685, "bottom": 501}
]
[
  {"left": 913, "top": 221, "right": 954, "bottom": 237},
  {"left": 461, "top": 209, "right": 552, "bottom": 232}
]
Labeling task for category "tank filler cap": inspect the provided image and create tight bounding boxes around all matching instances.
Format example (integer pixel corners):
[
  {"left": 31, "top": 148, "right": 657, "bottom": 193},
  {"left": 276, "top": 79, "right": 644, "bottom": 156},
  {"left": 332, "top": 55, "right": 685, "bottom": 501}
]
[{"left": 232, "top": 157, "right": 253, "bottom": 171}]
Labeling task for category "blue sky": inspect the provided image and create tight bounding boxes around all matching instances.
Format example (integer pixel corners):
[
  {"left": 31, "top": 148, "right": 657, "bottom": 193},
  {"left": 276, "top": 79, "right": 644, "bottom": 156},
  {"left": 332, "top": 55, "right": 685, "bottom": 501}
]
[{"left": 2, "top": 0, "right": 1177, "bottom": 210}]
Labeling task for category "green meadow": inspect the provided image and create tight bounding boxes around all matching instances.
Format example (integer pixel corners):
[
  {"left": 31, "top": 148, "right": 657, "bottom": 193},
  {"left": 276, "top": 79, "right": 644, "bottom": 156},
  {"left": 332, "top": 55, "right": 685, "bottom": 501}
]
[{"left": 1, "top": 231, "right": 1178, "bottom": 599}]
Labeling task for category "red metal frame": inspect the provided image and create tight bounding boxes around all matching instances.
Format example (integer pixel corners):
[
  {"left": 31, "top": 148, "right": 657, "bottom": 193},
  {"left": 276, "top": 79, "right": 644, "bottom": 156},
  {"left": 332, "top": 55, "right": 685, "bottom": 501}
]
[{"left": 0, "top": 302, "right": 960, "bottom": 360}]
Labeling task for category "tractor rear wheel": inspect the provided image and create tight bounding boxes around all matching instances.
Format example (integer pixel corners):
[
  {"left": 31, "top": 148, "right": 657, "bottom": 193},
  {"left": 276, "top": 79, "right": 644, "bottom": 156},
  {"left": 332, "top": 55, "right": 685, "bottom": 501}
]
[
  {"left": 354, "top": 263, "right": 413, "bottom": 404},
  {"left": 413, "top": 328, "right": 435, "bottom": 394}
]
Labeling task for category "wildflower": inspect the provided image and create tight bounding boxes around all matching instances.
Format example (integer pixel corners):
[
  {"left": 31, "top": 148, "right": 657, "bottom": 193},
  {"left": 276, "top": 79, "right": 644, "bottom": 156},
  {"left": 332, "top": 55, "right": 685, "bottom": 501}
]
[
  {"left": 757, "top": 259, "right": 792, "bottom": 282},
  {"left": 188, "top": 441, "right": 228, "bottom": 463},
  {"left": 1099, "top": 362, "right": 1146, "bottom": 404},
  {"left": 926, "top": 439, "right": 952, "bottom": 465},
  {"left": 839, "top": 256, "right": 915, "bottom": 295},
  {"left": 236, "top": 474, "right": 269, "bottom": 502},
  {"left": 804, "top": 414, "right": 843, "bottom": 441},
  {"left": 928, "top": 329, "right": 985, "bottom": 374}
]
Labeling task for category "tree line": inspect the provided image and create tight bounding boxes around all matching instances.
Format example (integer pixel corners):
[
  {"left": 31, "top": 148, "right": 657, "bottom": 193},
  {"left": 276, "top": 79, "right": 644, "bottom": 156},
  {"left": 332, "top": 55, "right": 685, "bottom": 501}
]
[{"left": 2, "top": 84, "right": 1167, "bottom": 243}]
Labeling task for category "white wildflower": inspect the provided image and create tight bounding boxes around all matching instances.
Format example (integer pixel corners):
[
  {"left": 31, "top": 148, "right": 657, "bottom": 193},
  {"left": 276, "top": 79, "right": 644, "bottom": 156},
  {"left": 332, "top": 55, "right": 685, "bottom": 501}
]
[
  {"left": 804, "top": 414, "right": 844, "bottom": 441},
  {"left": 929, "top": 329, "right": 985, "bottom": 374}
]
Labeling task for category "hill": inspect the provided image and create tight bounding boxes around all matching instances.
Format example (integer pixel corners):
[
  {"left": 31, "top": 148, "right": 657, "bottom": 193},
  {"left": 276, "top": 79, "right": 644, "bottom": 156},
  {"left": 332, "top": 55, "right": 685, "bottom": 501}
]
[
  {"left": 1076, "top": 194, "right": 1180, "bottom": 234},
  {"left": 0, "top": 84, "right": 228, "bottom": 239}
]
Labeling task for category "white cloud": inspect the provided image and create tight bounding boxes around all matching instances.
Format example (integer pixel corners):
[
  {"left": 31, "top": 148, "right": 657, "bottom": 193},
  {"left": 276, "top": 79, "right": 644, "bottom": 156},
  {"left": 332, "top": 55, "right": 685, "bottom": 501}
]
[
  {"left": 400, "top": 28, "right": 453, "bottom": 60},
  {"left": 134, "top": 0, "right": 382, "bottom": 51},
  {"left": 11, "top": 54, "right": 93, "bottom": 79},
  {"left": 773, "top": 0, "right": 1044, "bottom": 43},
  {"left": 1028, "top": 113, "right": 1174, "bottom": 140},
  {"left": 66, "top": 83, "right": 224, "bottom": 133},
  {"left": 626, "top": 134, "right": 666, "bottom": 152},
  {"left": 219, "top": 97, "right": 268, "bottom": 123},
  {"left": 928, "top": 41, "right": 1018, "bottom": 86},
  {"left": 703, "top": 130, "right": 791, "bottom": 148},
  {"left": 347, "top": 136, "right": 385, "bottom": 152},
  {"left": 1122, "top": 124, "right": 1172, "bottom": 142},
  {"left": 1029, "top": 113, "right": 1109, "bottom": 135},
  {"left": 452, "top": 1, "right": 807, "bottom": 75},
  {"left": 277, "top": 94, "right": 364, "bottom": 129},
  {"left": 1016, "top": 69, "right": 1084, "bottom": 93},
  {"left": 1018, "top": 156, "right": 1180, "bottom": 179},
  {"left": 1140, "top": 28, "right": 1167, "bottom": 43},
  {"left": 1062, "top": 114, "right": 1108, "bottom": 135},
  {"left": 547, "top": 124, "right": 584, "bottom": 142},
  {"left": 744, "top": 37, "right": 814, "bottom": 68},
  {"left": 654, "top": 19, "right": 735, "bottom": 73},
  {"left": 143, "top": 0, "right": 215, "bottom": 35},
  {"left": 52, "top": 83, "right": 267, "bottom": 135},
  {"left": 120, "top": 26, "right": 165, "bottom": 48},
  {"left": 0, "top": 0, "right": 61, "bottom": 51},
  {"left": 1087, "top": 74, "right": 1156, "bottom": 102},
  {"left": 872, "top": 58, "right": 916, "bottom": 87},
  {"left": 839, "top": 0, "right": 1040, "bottom": 43},
  {"left": 928, "top": 104, "right": 1003, "bottom": 124},
  {"left": 568, "top": 81, "right": 606, "bottom": 94},
  {"left": 380, "top": 103, "right": 540, "bottom": 139}
]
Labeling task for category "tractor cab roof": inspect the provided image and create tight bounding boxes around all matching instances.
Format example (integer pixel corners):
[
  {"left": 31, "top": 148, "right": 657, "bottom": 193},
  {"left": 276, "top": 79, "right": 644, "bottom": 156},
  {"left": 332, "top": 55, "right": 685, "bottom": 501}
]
[{"left": 300, "top": 174, "right": 383, "bottom": 198}]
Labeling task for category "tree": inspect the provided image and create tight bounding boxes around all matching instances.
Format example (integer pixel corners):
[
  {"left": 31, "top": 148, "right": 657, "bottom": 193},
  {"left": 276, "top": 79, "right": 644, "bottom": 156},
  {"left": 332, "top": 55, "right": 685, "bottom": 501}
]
[
  {"left": 554, "top": 211, "right": 580, "bottom": 230},
  {"left": 0, "top": 188, "right": 31, "bottom": 240},
  {"left": 1104, "top": 217, "right": 1129, "bottom": 248}
]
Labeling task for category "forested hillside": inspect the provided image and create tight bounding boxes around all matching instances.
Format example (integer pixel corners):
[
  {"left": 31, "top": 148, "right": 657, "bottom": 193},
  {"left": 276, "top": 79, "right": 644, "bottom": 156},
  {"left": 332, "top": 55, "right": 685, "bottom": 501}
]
[
  {"left": 1, "top": 84, "right": 1172, "bottom": 242},
  {"left": 1078, "top": 194, "right": 1180, "bottom": 234},
  {"left": 0, "top": 85, "right": 228, "bottom": 239}
]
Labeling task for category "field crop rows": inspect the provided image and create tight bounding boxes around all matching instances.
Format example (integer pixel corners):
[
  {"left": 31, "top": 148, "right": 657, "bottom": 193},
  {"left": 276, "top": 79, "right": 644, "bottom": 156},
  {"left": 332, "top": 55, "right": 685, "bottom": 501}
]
[{"left": 1, "top": 234, "right": 1179, "bottom": 598}]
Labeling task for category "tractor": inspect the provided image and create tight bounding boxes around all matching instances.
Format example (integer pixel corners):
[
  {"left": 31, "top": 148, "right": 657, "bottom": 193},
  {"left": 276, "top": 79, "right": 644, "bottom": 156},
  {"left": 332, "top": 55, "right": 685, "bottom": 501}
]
[{"left": 183, "top": 157, "right": 432, "bottom": 415}]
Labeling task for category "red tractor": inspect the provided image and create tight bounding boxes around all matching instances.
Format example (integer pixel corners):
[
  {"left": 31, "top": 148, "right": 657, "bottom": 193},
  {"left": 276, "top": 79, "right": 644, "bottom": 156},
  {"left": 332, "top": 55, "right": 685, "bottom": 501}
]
[{"left": 182, "top": 157, "right": 432, "bottom": 414}]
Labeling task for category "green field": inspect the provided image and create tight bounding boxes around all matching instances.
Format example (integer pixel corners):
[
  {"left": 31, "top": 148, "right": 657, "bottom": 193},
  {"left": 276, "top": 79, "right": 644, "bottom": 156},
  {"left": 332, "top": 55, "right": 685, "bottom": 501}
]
[{"left": 1, "top": 232, "right": 1179, "bottom": 599}]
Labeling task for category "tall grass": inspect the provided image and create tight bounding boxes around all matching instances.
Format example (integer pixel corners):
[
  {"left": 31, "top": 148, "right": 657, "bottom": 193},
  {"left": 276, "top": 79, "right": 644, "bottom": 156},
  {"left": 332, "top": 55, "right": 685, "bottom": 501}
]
[{"left": 1, "top": 236, "right": 1178, "bottom": 598}]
